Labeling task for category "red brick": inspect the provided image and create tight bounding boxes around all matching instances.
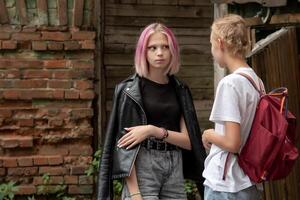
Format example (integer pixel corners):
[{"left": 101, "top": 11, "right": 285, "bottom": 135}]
[
  {"left": 19, "top": 136, "right": 33, "bottom": 147},
  {"left": 42, "top": 32, "right": 71, "bottom": 41},
  {"left": 72, "top": 31, "right": 95, "bottom": 40},
  {"left": 22, "top": 70, "right": 51, "bottom": 78},
  {"left": 80, "top": 40, "right": 96, "bottom": 49},
  {"left": 68, "top": 185, "right": 93, "bottom": 194},
  {"left": 14, "top": 80, "right": 47, "bottom": 88},
  {"left": 15, "top": 185, "right": 36, "bottom": 195},
  {"left": 1, "top": 137, "right": 19, "bottom": 148},
  {"left": 0, "top": 32, "right": 11, "bottom": 39},
  {"left": 2, "top": 158, "right": 17, "bottom": 167},
  {"left": 52, "top": 70, "right": 72, "bottom": 79},
  {"left": 64, "top": 41, "right": 81, "bottom": 50},
  {"left": 69, "top": 145, "right": 93, "bottom": 156},
  {"left": 70, "top": 109, "right": 93, "bottom": 119},
  {"left": 34, "top": 176, "right": 64, "bottom": 185},
  {"left": 19, "top": 90, "right": 53, "bottom": 100},
  {"left": 7, "top": 167, "right": 38, "bottom": 176},
  {"left": 19, "top": 118, "right": 34, "bottom": 127},
  {"left": 0, "top": 167, "right": 5, "bottom": 176},
  {"left": 18, "top": 157, "right": 33, "bottom": 167},
  {"left": 0, "top": 59, "right": 43, "bottom": 68},
  {"left": 32, "top": 41, "right": 47, "bottom": 50},
  {"left": 64, "top": 175, "right": 78, "bottom": 184},
  {"left": 80, "top": 90, "right": 95, "bottom": 99},
  {"left": 71, "top": 69, "right": 94, "bottom": 79},
  {"left": 48, "top": 156, "right": 63, "bottom": 165},
  {"left": 70, "top": 165, "right": 87, "bottom": 175},
  {"left": 48, "top": 118, "right": 64, "bottom": 127},
  {"left": 2, "top": 41, "right": 17, "bottom": 49},
  {"left": 33, "top": 176, "right": 43, "bottom": 185},
  {"left": 0, "top": 80, "right": 13, "bottom": 88},
  {"left": 12, "top": 33, "right": 41, "bottom": 40},
  {"left": 23, "top": 26, "right": 37, "bottom": 32},
  {"left": 18, "top": 40, "right": 32, "bottom": 49},
  {"left": 33, "top": 156, "right": 48, "bottom": 166},
  {"left": 3, "top": 90, "right": 20, "bottom": 99},
  {"left": 48, "top": 42, "right": 64, "bottom": 50},
  {"left": 68, "top": 60, "right": 94, "bottom": 68},
  {"left": 79, "top": 175, "right": 94, "bottom": 184},
  {"left": 64, "top": 90, "right": 80, "bottom": 99},
  {"left": 43, "top": 60, "right": 67, "bottom": 68},
  {"left": 48, "top": 80, "right": 72, "bottom": 89},
  {"left": 52, "top": 90, "right": 64, "bottom": 99},
  {"left": 39, "top": 166, "right": 68, "bottom": 175},
  {"left": 0, "top": 109, "right": 13, "bottom": 117},
  {"left": 39, "top": 145, "right": 69, "bottom": 155},
  {"left": 74, "top": 80, "right": 93, "bottom": 90},
  {"left": 0, "top": 69, "right": 20, "bottom": 79}
]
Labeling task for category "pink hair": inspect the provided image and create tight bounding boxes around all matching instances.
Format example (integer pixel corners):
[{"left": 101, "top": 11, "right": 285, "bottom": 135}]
[{"left": 134, "top": 23, "right": 180, "bottom": 77}]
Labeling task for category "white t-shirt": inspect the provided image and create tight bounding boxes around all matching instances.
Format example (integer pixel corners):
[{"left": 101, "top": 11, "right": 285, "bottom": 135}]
[{"left": 202, "top": 67, "right": 264, "bottom": 193}]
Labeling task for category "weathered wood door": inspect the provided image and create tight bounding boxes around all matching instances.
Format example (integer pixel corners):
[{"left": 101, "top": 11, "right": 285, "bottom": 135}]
[{"left": 249, "top": 27, "right": 300, "bottom": 200}]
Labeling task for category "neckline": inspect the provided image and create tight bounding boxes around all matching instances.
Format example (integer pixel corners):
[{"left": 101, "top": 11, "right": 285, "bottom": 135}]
[{"left": 141, "top": 77, "right": 170, "bottom": 87}]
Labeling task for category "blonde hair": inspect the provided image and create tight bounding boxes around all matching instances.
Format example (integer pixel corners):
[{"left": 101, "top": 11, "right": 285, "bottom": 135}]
[{"left": 211, "top": 14, "right": 250, "bottom": 57}]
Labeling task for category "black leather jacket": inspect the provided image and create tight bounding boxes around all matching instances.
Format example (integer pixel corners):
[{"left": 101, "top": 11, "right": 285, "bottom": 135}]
[{"left": 97, "top": 74, "right": 206, "bottom": 199}]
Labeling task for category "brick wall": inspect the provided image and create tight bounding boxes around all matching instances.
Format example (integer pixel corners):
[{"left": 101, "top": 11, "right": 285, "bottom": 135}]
[{"left": 0, "top": 0, "right": 96, "bottom": 199}]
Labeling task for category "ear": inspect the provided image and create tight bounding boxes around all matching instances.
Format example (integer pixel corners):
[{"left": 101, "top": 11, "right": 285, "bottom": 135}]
[{"left": 218, "top": 38, "right": 225, "bottom": 51}]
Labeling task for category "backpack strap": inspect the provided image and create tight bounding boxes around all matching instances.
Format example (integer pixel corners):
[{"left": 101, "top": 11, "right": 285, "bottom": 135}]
[{"left": 237, "top": 72, "right": 264, "bottom": 96}]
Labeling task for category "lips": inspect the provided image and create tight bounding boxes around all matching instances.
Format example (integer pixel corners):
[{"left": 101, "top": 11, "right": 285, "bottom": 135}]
[{"left": 155, "top": 59, "right": 165, "bottom": 63}]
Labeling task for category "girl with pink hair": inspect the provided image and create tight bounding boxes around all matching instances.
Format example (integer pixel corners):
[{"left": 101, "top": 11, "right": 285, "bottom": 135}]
[{"left": 97, "top": 23, "right": 206, "bottom": 200}]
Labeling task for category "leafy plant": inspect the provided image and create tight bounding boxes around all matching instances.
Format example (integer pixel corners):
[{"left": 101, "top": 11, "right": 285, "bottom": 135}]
[
  {"left": 184, "top": 180, "right": 198, "bottom": 200},
  {"left": 0, "top": 181, "right": 19, "bottom": 200},
  {"left": 85, "top": 149, "right": 102, "bottom": 176}
]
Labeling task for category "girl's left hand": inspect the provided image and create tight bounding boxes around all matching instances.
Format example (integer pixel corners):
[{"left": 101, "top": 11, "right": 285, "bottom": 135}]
[
  {"left": 118, "top": 125, "right": 154, "bottom": 149},
  {"left": 202, "top": 129, "right": 214, "bottom": 150}
]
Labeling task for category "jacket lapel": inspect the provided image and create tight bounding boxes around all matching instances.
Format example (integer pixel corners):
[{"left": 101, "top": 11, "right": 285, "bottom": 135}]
[{"left": 123, "top": 74, "right": 144, "bottom": 107}]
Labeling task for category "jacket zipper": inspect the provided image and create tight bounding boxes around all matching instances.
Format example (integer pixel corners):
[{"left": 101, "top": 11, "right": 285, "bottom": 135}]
[{"left": 123, "top": 90, "right": 148, "bottom": 176}]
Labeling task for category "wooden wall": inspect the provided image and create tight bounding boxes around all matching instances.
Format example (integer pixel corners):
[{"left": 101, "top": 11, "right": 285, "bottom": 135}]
[
  {"left": 102, "top": 0, "right": 214, "bottom": 133},
  {"left": 251, "top": 27, "right": 300, "bottom": 200}
]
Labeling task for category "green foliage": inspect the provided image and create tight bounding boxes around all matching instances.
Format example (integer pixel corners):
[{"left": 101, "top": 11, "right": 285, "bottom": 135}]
[
  {"left": 0, "top": 181, "right": 19, "bottom": 200},
  {"left": 85, "top": 149, "right": 102, "bottom": 176},
  {"left": 184, "top": 180, "right": 199, "bottom": 200},
  {"left": 31, "top": 173, "right": 75, "bottom": 200}
]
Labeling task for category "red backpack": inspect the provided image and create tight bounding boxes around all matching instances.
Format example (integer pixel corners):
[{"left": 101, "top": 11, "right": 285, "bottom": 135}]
[{"left": 234, "top": 73, "right": 298, "bottom": 183}]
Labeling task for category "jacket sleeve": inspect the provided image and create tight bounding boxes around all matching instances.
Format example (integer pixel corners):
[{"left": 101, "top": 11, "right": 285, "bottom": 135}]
[
  {"left": 97, "top": 85, "right": 120, "bottom": 200},
  {"left": 182, "top": 85, "right": 207, "bottom": 198}
]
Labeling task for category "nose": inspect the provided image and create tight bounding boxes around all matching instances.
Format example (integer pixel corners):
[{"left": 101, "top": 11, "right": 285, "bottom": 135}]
[{"left": 156, "top": 47, "right": 163, "bottom": 56}]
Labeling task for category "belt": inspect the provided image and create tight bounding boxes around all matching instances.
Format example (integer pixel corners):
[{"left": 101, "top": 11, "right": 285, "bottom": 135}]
[{"left": 142, "top": 139, "right": 179, "bottom": 151}]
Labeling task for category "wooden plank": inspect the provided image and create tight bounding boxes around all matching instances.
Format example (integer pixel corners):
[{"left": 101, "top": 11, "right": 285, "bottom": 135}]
[
  {"left": 105, "top": 16, "right": 212, "bottom": 28},
  {"left": 57, "top": 0, "right": 68, "bottom": 25},
  {"left": 37, "top": 0, "right": 48, "bottom": 25},
  {"left": 105, "top": 4, "right": 213, "bottom": 18},
  {"left": 105, "top": 26, "right": 211, "bottom": 36},
  {"left": 105, "top": 65, "right": 213, "bottom": 77},
  {"left": 73, "top": 0, "right": 84, "bottom": 26},
  {"left": 104, "top": 34, "right": 210, "bottom": 45},
  {"left": 0, "top": 0, "right": 9, "bottom": 24},
  {"left": 16, "top": 0, "right": 27, "bottom": 25},
  {"left": 104, "top": 54, "right": 213, "bottom": 66}
]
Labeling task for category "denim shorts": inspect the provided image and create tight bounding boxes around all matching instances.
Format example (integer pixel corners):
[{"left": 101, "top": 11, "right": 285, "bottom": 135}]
[
  {"left": 204, "top": 185, "right": 261, "bottom": 200},
  {"left": 122, "top": 146, "right": 187, "bottom": 200}
]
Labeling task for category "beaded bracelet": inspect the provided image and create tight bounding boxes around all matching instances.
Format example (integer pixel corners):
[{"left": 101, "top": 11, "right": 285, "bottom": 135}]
[{"left": 160, "top": 127, "right": 169, "bottom": 141}]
